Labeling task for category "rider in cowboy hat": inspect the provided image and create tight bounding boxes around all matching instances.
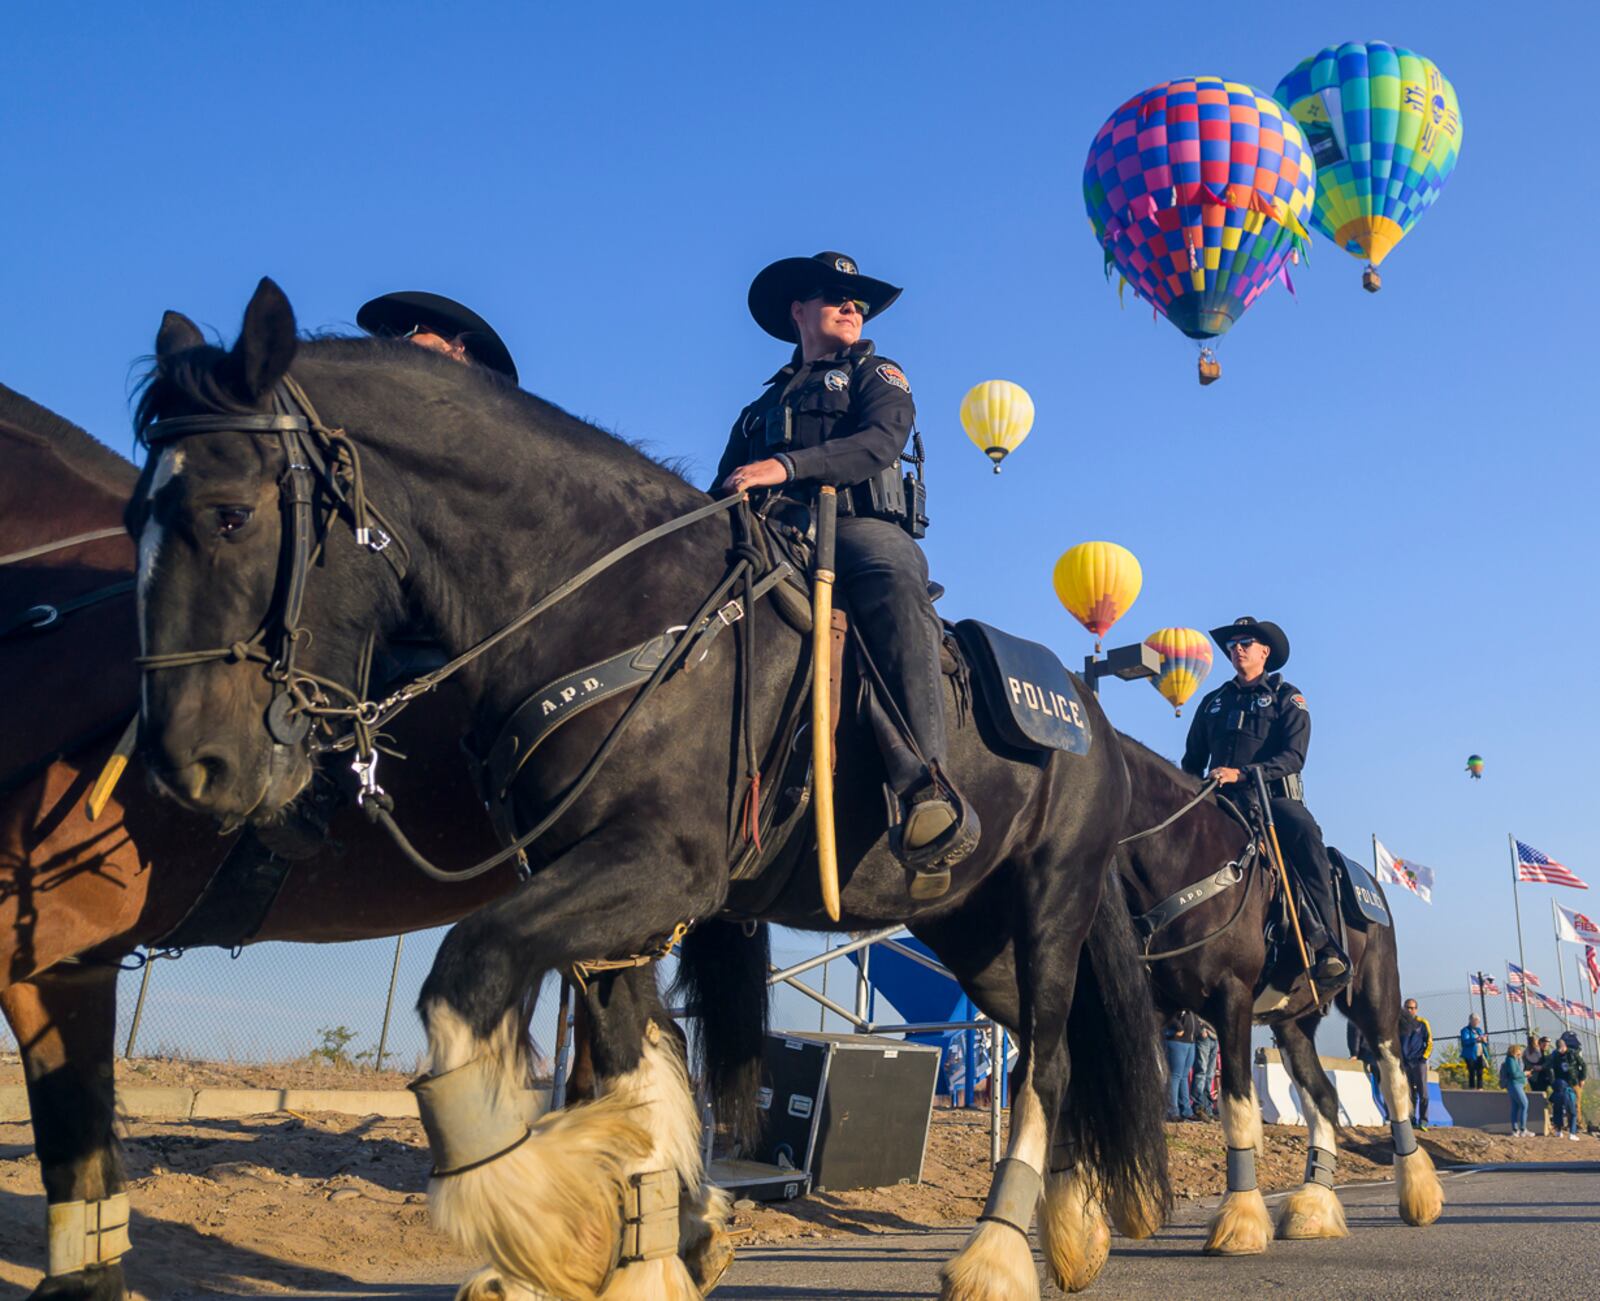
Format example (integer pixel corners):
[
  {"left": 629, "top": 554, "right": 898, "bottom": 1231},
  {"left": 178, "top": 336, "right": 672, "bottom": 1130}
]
[
  {"left": 357, "top": 291, "right": 519, "bottom": 383},
  {"left": 716, "top": 251, "right": 977, "bottom": 899},
  {"left": 1182, "top": 616, "right": 1349, "bottom": 985}
]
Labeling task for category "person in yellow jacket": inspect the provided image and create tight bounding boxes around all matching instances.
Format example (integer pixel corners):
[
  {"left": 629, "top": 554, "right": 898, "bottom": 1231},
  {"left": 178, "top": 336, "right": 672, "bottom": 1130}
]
[{"left": 1399, "top": 997, "right": 1434, "bottom": 1129}]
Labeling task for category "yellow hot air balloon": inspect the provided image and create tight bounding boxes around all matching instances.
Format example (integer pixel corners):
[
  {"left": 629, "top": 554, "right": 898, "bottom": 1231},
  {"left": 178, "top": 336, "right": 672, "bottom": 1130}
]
[
  {"left": 1144, "top": 627, "right": 1214, "bottom": 716},
  {"left": 1052, "top": 541, "right": 1141, "bottom": 651},
  {"left": 961, "top": 380, "right": 1035, "bottom": 474}
]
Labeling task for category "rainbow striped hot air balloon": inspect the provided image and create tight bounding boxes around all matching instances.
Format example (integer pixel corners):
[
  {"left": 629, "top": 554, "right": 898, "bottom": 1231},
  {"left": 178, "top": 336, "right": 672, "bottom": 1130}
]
[
  {"left": 1084, "top": 76, "right": 1316, "bottom": 383},
  {"left": 1052, "top": 542, "right": 1142, "bottom": 652},
  {"left": 1274, "top": 42, "right": 1462, "bottom": 291},
  {"left": 1466, "top": 754, "right": 1484, "bottom": 779},
  {"left": 1144, "top": 627, "right": 1214, "bottom": 716}
]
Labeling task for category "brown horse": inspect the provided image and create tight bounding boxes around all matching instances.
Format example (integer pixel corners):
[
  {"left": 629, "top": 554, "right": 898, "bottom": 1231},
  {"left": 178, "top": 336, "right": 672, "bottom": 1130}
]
[{"left": 0, "top": 382, "right": 519, "bottom": 1301}]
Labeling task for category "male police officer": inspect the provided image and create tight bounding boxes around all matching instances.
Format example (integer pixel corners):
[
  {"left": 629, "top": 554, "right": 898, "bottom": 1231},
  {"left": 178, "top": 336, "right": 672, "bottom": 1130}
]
[
  {"left": 357, "top": 291, "right": 519, "bottom": 382},
  {"left": 1183, "top": 616, "right": 1349, "bottom": 983},
  {"left": 717, "top": 251, "right": 976, "bottom": 898}
]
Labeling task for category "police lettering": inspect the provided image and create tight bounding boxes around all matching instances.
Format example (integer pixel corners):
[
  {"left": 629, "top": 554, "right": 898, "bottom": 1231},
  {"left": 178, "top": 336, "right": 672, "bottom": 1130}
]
[{"left": 1007, "top": 675, "right": 1085, "bottom": 729}]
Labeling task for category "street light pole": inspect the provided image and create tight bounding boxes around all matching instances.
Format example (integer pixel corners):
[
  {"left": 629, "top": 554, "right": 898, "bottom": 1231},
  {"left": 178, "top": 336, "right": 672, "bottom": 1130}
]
[{"left": 1082, "top": 641, "right": 1161, "bottom": 695}]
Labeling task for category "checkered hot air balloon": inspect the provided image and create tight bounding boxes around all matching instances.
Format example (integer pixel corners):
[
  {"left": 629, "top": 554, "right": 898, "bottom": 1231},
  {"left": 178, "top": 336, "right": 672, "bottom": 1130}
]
[
  {"left": 1084, "top": 76, "right": 1316, "bottom": 384},
  {"left": 1144, "top": 627, "right": 1214, "bottom": 716},
  {"left": 1274, "top": 42, "right": 1462, "bottom": 292}
]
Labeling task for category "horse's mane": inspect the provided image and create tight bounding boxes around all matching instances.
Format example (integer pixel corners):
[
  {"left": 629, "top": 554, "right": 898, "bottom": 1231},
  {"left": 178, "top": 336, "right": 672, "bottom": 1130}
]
[
  {"left": 0, "top": 381, "right": 136, "bottom": 494},
  {"left": 133, "top": 335, "right": 695, "bottom": 484},
  {"left": 1118, "top": 731, "right": 1204, "bottom": 795}
]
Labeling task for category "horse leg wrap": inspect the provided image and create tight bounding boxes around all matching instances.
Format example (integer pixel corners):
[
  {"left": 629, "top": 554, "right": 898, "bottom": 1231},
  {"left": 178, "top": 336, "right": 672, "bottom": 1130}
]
[
  {"left": 1225, "top": 1146, "right": 1258, "bottom": 1193},
  {"left": 410, "top": 1056, "right": 531, "bottom": 1177},
  {"left": 48, "top": 1194, "right": 130, "bottom": 1275},
  {"left": 1304, "top": 1145, "right": 1337, "bottom": 1189},
  {"left": 619, "top": 1168, "right": 680, "bottom": 1263},
  {"left": 978, "top": 1157, "right": 1043, "bottom": 1239},
  {"left": 1390, "top": 1118, "right": 1418, "bottom": 1158}
]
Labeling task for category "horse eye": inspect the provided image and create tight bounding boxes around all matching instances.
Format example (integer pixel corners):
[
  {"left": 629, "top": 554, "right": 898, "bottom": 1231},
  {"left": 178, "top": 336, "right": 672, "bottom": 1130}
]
[{"left": 216, "top": 506, "right": 254, "bottom": 536}]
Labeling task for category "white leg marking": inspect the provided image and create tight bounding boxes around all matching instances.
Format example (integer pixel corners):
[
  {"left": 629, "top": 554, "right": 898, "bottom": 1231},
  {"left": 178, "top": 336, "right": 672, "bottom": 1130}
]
[
  {"left": 1038, "top": 1168, "right": 1110, "bottom": 1293},
  {"left": 1205, "top": 1088, "right": 1271, "bottom": 1256},
  {"left": 1276, "top": 1100, "right": 1346, "bottom": 1240},
  {"left": 1375, "top": 1042, "right": 1444, "bottom": 1225}
]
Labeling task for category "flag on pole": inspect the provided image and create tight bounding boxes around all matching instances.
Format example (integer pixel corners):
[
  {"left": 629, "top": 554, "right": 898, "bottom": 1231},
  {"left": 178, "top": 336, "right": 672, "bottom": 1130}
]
[
  {"left": 1586, "top": 946, "right": 1600, "bottom": 995},
  {"left": 1507, "top": 987, "right": 1526, "bottom": 1006},
  {"left": 1554, "top": 904, "right": 1600, "bottom": 945},
  {"left": 1374, "top": 839, "right": 1435, "bottom": 903},
  {"left": 1533, "top": 991, "right": 1564, "bottom": 1014},
  {"left": 1514, "top": 840, "right": 1589, "bottom": 890},
  {"left": 1565, "top": 998, "right": 1590, "bottom": 1020},
  {"left": 1508, "top": 961, "right": 1542, "bottom": 988},
  {"left": 1469, "top": 974, "right": 1501, "bottom": 997}
]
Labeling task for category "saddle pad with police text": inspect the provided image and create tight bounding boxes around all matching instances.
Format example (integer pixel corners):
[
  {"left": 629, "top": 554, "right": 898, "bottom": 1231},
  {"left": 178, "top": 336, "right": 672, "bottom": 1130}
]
[
  {"left": 1331, "top": 847, "right": 1391, "bottom": 930},
  {"left": 953, "top": 620, "right": 1092, "bottom": 755}
]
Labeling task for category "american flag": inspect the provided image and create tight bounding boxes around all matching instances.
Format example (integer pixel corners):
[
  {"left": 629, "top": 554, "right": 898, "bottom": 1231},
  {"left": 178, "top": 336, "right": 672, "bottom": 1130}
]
[
  {"left": 1533, "top": 991, "right": 1565, "bottom": 1014},
  {"left": 1515, "top": 840, "right": 1589, "bottom": 890},
  {"left": 1469, "top": 974, "right": 1501, "bottom": 997},
  {"left": 1507, "top": 987, "right": 1526, "bottom": 1006},
  {"left": 1586, "top": 946, "right": 1600, "bottom": 995},
  {"left": 1565, "top": 998, "right": 1591, "bottom": 1020},
  {"left": 1508, "top": 961, "right": 1541, "bottom": 988}
]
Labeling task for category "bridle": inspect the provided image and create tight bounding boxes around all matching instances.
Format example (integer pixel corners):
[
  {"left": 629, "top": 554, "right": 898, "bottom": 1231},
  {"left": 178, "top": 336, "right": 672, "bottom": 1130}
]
[{"left": 135, "top": 374, "right": 776, "bottom": 885}]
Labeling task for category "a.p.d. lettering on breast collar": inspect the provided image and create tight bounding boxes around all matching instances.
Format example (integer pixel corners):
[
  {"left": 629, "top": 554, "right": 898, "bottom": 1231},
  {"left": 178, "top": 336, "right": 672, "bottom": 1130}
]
[
  {"left": 824, "top": 368, "right": 849, "bottom": 391},
  {"left": 540, "top": 675, "right": 604, "bottom": 718},
  {"left": 876, "top": 363, "right": 911, "bottom": 394},
  {"left": 1006, "top": 675, "right": 1085, "bottom": 729}
]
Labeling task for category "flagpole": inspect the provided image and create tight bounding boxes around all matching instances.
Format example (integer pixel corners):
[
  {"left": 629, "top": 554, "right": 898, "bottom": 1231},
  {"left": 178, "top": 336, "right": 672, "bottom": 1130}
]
[
  {"left": 1585, "top": 951, "right": 1600, "bottom": 1065},
  {"left": 1510, "top": 834, "right": 1534, "bottom": 1041},
  {"left": 1553, "top": 899, "right": 1572, "bottom": 1037}
]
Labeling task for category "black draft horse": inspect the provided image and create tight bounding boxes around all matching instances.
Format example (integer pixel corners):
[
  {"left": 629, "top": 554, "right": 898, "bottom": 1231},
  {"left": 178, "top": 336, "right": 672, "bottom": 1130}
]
[
  {"left": 128, "top": 278, "right": 1170, "bottom": 1300},
  {"left": 1116, "top": 736, "right": 1444, "bottom": 1255}
]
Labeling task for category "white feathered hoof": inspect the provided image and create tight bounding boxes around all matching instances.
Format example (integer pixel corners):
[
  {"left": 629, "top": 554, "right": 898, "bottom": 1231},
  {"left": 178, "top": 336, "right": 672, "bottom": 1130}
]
[
  {"left": 1037, "top": 1171, "right": 1109, "bottom": 1293},
  {"left": 1202, "top": 1189, "right": 1273, "bottom": 1256},
  {"left": 453, "top": 1267, "right": 558, "bottom": 1300},
  {"left": 938, "top": 1220, "right": 1041, "bottom": 1301},
  {"left": 1275, "top": 1182, "right": 1348, "bottom": 1240},
  {"left": 598, "top": 1256, "right": 701, "bottom": 1301},
  {"left": 682, "top": 1182, "right": 734, "bottom": 1294},
  {"left": 1396, "top": 1147, "right": 1445, "bottom": 1226},
  {"left": 430, "top": 1092, "right": 651, "bottom": 1301},
  {"left": 685, "top": 1225, "right": 735, "bottom": 1295}
]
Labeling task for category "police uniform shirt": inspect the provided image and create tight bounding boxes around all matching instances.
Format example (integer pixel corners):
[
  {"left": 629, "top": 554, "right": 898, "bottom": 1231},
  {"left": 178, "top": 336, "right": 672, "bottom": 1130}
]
[
  {"left": 714, "top": 340, "right": 914, "bottom": 507},
  {"left": 1181, "top": 673, "right": 1310, "bottom": 784}
]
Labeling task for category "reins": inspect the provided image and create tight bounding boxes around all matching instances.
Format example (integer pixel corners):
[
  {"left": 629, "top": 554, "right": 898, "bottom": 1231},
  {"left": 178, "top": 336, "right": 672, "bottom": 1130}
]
[
  {"left": 1117, "top": 777, "right": 1217, "bottom": 844},
  {"left": 0, "top": 526, "right": 127, "bottom": 568},
  {"left": 136, "top": 375, "right": 775, "bottom": 886}
]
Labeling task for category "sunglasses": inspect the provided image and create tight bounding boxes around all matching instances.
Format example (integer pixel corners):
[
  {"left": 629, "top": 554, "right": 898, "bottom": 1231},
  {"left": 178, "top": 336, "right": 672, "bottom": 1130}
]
[
  {"left": 1225, "top": 637, "right": 1258, "bottom": 651},
  {"left": 806, "top": 289, "right": 870, "bottom": 316}
]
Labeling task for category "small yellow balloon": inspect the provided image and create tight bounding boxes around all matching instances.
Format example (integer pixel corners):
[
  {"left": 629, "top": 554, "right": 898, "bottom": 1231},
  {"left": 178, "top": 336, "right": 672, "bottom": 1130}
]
[
  {"left": 960, "top": 380, "right": 1035, "bottom": 474},
  {"left": 1143, "top": 627, "right": 1214, "bottom": 716},
  {"left": 1052, "top": 541, "right": 1142, "bottom": 651}
]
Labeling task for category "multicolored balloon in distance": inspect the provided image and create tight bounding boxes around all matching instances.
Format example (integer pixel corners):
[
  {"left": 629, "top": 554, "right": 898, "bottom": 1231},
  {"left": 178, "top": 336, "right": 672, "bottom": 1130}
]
[
  {"left": 961, "top": 380, "right": 1035, "bottom": 474},
  {"left": 1274, "top": 42, "right": 1461, "bottom": 286},
  {"left": 1144, "top": 627, "right": 1214, "bottom": 716},
  {"left": 1053, "top": 541, "right": 1142, "bottom": 651},
  {"left": 1084, "top": 76, "right": 1316, "bottom": 349},
  {"left": 1466, "top": 754, "right": 1484, "bottom": 779}
]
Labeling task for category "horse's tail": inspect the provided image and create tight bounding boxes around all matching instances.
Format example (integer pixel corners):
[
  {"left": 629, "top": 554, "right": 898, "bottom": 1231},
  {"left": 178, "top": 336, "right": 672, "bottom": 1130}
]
[
  {"left": 1060, "top": 864, "right": 1173, "bottom": 1238},
  {"left": 671, "top": 918, "right": 770, "bottom": 1147}
]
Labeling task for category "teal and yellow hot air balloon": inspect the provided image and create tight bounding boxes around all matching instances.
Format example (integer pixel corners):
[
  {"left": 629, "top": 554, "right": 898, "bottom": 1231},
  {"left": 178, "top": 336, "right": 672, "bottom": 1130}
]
[
  {"left": 961, "top": 380, "right": 1035, "bottom": 474},
  {"left": 1274, "top": 43, "right": 1462, "bottom": 292},
  {"left": 1466, "top": 754, "right": 1484, "bottom": 779},
  {"left": 1144, "top": 627, "right": 1214, "bottom": 716}
]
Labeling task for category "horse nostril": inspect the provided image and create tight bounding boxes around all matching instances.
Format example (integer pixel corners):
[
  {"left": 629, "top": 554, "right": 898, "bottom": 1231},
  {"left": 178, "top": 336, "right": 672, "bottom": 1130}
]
[{"left": 178, "top": 750, "right": 233, "bottom": 803}]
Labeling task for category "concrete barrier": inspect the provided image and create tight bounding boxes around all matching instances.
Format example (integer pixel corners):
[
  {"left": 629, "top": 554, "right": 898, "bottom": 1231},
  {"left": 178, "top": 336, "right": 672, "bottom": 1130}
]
[
  {"left": 0, "top": 1085, "right": 550, "bottom": 1124},
  {"left": 1440, "top": 1086, "right": 1548, "bottom": 1134},
  {"left": 1253, "top": 1049, "right": 1455, "bottom": 1127}
]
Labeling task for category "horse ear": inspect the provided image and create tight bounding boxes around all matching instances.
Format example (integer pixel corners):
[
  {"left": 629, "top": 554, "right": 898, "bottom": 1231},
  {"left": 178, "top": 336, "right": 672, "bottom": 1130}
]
[
  {"left": 230, "top": 277, "right": 298, "bottom": 400},
  {"left": 156, "top": 311, "right": 205, "bottom": 359}
]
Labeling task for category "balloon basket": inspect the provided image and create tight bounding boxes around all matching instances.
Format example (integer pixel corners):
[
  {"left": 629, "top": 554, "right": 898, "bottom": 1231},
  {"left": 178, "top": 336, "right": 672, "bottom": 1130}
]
[
  {"left": 1362, "top": 266, "right": 1382, "bottom": 294},
  {"left": 1198, "top": 349, "right": 1221, "bottom": 386}
]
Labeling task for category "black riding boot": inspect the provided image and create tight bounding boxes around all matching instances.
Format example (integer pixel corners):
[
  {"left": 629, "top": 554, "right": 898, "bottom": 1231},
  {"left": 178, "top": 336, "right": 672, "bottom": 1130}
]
[
  {"left": 836, "top": 519, "right": 980, "bottom": 897},
  {"left": 1270, "top": 796, "right": 1348, "bottom": 985}
]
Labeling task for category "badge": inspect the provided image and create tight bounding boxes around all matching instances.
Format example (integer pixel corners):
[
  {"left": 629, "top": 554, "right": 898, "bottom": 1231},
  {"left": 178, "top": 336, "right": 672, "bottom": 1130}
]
[
  {"left": 1291, "top": 694, "right": 1307, "bottom": 711},
  {"left": 876, "top": 363, "right": 911, "bottom": 394},
  {"left": 1207, "top": 698, "right": 1222, "bottom": 714},
  {"left": 834, "top": 256, "right": 857, "bottom": 274},
  {"left": 824, "top": 368, "right": 849, "bottom": 392},
  {"left": 1255, "top": 694, "right": 1271, "bottom": 709}
]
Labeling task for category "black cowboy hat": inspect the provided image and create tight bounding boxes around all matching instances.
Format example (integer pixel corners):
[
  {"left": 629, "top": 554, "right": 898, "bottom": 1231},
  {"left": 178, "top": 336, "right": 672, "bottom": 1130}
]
[
  {"left": 356, "top": 291, "right": 518, "bottom": 383},
  {"left": 747, "top": 251, "right": 903, "bottom": 343},
  {"left": 1209, "top": 616, "right": 1290, "bottom": 672}
]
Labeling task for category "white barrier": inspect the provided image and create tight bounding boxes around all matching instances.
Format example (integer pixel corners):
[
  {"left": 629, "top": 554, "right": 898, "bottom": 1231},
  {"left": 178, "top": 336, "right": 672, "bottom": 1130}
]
[{"left": 1253, "top": 1049, "right": 1391, "bottom": 1126}]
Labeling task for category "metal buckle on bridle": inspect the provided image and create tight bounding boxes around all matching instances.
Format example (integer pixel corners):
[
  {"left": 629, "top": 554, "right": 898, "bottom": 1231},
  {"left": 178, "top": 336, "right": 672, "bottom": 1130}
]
[
  {"left": 355, "top": 526, "right": 391, "bottom": 553},
  {"left": 352, "top": 749, "right": 385, "bottom": 805},
  {"left": 24, "top": 604, "right": 59, "bottom": 630}
]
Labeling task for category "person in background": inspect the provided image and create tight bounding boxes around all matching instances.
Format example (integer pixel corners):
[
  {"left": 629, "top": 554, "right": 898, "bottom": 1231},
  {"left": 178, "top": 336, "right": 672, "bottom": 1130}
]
[
  {"left": 1399, "top": 997, "right": 1434, "bottom": 1129},
  {"left": 1459, "top": 1013, "right": 1489, "bottom": 1088},
  {"left": 1192, "top": 1020, "right": 1219, "bottom": 1121},
  {"left": 1542, "top": 1037, "right": 1587, "bottom": 1141},
  {"left": 356, "top": 291, "right": 520, "bottom": 382},
  {"left": 1500, "top": 1042, "right": 1529, "bottom": 1136},
  {"left": 1162, "top": 1010, "right": 1199, "bottom": 1122}
]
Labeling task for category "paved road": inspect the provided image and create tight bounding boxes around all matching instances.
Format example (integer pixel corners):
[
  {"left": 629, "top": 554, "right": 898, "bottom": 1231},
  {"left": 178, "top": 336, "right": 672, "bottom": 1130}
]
[{"left": 270, "top": 1165, "right": 1598, "bottom": 1299}]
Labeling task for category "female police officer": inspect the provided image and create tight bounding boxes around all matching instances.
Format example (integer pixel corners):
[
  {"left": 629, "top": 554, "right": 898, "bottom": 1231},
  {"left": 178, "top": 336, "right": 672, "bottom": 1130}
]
[{"left": 717, "top": 252, "right": 976, "bottom": 898}]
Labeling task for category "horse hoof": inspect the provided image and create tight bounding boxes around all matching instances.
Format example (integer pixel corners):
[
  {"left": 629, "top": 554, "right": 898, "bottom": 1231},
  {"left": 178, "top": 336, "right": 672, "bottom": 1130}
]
[
  {"left": 685, "top": 1224, "right": 736, "bottom": 1295},
  {"left": 1396, "top": 1147, "right": 1444, "bottom": 1226},
  {"left": 1274, "top": 1182, "right": 1348, "bottom": 1240},
  {"left": 1202, "top": 1189, "right": 1272, "bottom": 1256},
  {"left": 939, "top": 1220, "right": 1041, "bottom": 1301},
  {"left": 453, "top": 1267, "right": 557, "bottom": 1300},
  {"left": 28, "top": 1264, "right": 126, "bottom": 1301}
]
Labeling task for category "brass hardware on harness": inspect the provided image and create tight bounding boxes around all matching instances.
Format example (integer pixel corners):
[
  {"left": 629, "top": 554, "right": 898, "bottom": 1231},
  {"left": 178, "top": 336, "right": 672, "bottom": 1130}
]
[{"left": 568, "top": 920, "right": 692, "bottom": 991}]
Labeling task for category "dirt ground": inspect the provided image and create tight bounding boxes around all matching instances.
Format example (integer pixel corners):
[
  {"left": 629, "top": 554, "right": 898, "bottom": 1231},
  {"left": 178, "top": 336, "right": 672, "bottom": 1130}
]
[{"left": 0, "top": 1060, "right": 1592, "bottom": 1298}]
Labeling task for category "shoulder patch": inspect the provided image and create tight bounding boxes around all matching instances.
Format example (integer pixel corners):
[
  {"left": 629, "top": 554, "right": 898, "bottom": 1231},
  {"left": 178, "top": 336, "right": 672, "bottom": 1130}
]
[
  {"left": 1290, "top": 694, "right": 1307, "bottom": 710},
  {"left": 875, "top": 363, "right": 911, "bottom": 394}
]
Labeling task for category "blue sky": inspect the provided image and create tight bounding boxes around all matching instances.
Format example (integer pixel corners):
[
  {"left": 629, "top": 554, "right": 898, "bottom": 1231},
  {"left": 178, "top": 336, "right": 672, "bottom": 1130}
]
[{"left": 6, "top": 3, "right": 1597, "bottom": 1059}]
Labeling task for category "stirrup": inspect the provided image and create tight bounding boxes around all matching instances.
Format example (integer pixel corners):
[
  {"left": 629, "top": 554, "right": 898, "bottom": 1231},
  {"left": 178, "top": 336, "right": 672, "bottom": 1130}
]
[{"left": 891, "top": 790, "right": 980, "bottom": 881}]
